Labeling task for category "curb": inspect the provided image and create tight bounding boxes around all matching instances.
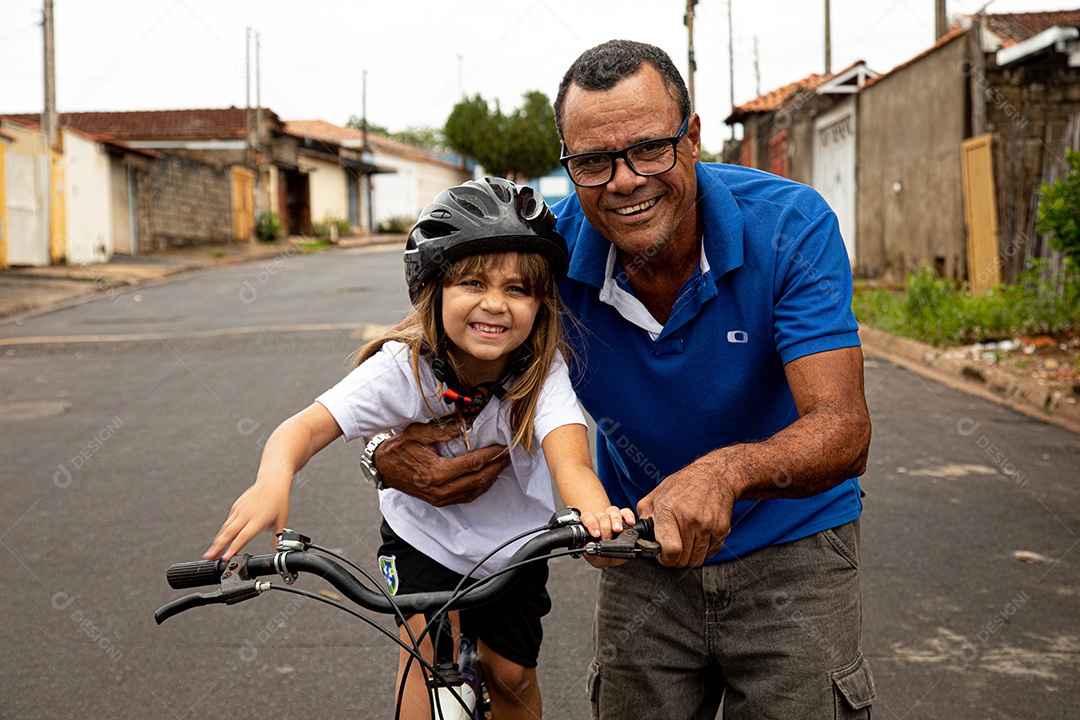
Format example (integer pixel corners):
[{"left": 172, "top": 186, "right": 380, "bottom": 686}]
[{"left": 860, "top": 326, "right": 1080, "bottom": 435}]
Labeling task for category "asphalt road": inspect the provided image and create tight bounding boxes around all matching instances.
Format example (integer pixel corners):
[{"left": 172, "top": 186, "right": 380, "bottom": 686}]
[{"left": 1, "top": 247, "right": 1077, "bottom": 719}]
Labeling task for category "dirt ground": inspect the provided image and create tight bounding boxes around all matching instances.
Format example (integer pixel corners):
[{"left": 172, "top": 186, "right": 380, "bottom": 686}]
[{"left": 938, "top": 331, "right": 1080, "bottom": 398}]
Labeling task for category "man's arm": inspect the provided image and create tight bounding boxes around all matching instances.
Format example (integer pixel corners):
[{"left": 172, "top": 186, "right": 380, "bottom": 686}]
[
  {"left": 637, "top": 345, "right": 871, "bottom": 567},
  {"left": 372, "top": 422, "right": 511, "bottom": 507}
]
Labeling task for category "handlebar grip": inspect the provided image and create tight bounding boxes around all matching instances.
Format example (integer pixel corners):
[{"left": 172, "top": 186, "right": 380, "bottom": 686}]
[{"left": 167, "top": 559, "right": 226, "bottom": 589}]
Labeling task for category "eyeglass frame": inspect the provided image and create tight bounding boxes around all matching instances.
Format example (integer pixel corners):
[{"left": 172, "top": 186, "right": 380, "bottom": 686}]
[{"left": 559, "top": 116, "right": 691, "bottom": 188}]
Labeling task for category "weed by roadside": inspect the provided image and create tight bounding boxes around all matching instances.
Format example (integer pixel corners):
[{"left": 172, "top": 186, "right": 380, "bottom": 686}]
[{"left": 853, "top": 263, "right": 1079, "bottom": 347}]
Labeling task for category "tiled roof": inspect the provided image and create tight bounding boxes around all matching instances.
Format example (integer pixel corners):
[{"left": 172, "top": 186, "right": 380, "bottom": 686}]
[
  {"left": 0, "top": 114, "right": 156, "bottom": 156},
  {"left": 285, "top": 119, "right": 465, "bottom": 171},
  {"left": 727, "top": 59, "right": 879, "bottom": 122},
  {"left": 0, "top": 107, "right": 281, "bottom": 141},
  {"left": 985, "top": 10, "right": 1080, "bottom": 48},
  {"left": 284, "top": 119, "right": 367, "bottom": 146},
  {"left": 729, "top": 73, "right": 829, "bottom": 119}
]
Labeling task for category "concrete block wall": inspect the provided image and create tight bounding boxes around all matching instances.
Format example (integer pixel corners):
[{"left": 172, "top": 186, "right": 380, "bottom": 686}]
[{"left": 148, "top": 154, "right": 232, "bottom": 249}]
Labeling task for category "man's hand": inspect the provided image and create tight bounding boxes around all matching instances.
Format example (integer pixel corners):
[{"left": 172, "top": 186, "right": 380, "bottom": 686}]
[
  {"left": 637, "top": 456, "right": 741, "bottom": 568},
  {"left": 375, "top": 422, "right": 510, "bottom": 506}
]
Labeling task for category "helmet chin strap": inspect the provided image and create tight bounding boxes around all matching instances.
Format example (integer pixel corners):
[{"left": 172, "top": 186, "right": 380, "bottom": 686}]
[{"left": 429, "top": 285, "right": 531, "bottom": 413}]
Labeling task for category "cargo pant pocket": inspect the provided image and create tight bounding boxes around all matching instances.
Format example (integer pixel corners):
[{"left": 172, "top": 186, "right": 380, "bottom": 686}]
[
  {"left": 586, "top": 659, "right": 601, "bottom": 718},
  {"left": 833, "top": 653, "right": 875, "bottom": 719}
]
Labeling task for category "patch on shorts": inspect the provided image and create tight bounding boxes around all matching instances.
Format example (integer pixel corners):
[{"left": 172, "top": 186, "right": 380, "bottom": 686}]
[{"left": 379, "top": 554, "right": 398, "bottom": 596}]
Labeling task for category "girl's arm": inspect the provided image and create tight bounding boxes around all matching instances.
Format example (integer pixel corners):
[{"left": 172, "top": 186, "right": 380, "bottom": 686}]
[
  {"left": 205, "top": 402, "right": 343, "bottom": 560},
  {"left": 542, "top": 424, "right": 636, "bottom": 542}
]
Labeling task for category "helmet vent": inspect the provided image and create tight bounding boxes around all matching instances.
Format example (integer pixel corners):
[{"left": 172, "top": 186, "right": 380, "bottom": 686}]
[
  {"left": 489, "top": 181, "right": 512, "bottom": 204},
  {"left": 520, "top": 194, "right": 541, "bottom": 220},
  {"left": 449, "top": 191, "right": 488, "bottom": 219}
]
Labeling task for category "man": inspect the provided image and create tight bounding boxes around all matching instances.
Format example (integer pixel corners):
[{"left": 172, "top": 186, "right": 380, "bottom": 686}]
[{"left": 374, "top": 40, "right": 875, "bottom": 718}]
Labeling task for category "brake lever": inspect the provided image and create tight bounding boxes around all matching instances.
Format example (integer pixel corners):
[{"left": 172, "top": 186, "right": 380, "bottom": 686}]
[
  {"left": 585, "top": 526, "right": 661, "bottom": 559},
  {"left": 155, "top": 560, "right": 272, "bottom": 625}
]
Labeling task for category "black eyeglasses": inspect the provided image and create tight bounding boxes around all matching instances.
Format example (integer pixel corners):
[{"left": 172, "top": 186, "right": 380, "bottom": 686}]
[{"left": 560, "top": 116, "right": 690, "bottom": 188}]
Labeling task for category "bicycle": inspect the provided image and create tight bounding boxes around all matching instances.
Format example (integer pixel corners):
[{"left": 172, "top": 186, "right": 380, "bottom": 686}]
[{"left": 155, "top": 508, "right": 660, "bottom": 719}]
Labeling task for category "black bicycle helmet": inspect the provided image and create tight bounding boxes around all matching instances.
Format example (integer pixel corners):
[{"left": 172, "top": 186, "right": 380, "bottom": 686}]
[{"left": 403, "top": 177, "right": 569, "bottom": 305}]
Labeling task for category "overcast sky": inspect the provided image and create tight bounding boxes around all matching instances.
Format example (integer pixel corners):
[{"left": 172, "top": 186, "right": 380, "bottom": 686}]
[{"left": 2, "top": 0, "right": 1075, "bottom": 152}]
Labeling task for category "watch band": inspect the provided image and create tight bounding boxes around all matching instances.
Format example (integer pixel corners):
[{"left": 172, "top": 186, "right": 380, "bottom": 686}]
[{"left": 359, "top": 432, "right": 393, "bottom": 489}]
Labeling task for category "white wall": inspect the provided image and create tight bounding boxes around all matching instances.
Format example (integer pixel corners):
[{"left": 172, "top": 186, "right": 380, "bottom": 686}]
[
  {"left": 304, "top": 155, "right": 347, "bottom": 224},
  {"left": 2, "top": 123, "right": 50, "bottom": 267},
  {"left": 371, "top": 153, "right": 469, "bottom": 227},
  {"left": 64, "top": 132, "right": 112, "bottom": 264}
]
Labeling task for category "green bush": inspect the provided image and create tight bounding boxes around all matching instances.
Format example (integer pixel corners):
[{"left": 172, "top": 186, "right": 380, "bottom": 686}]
[
  {"left": 852, "top": 263, "right": 1079, "bottom": 346},
  {"left": 313, "top": 215, "right": 351, "bottom": 239},
  {"left": 378, "top": 214, "right": 416, "bottom": 234},
  {"left": 1035, "top": 149, "right": 1080, "bottom": 268},
  {"left": 255, "top": 211, "right": 283, "bottom": 242}
]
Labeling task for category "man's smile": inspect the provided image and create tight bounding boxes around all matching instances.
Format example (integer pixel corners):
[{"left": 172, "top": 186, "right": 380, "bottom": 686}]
[{"left": 611, "top": 196, "right": 660, "bottom": 216}]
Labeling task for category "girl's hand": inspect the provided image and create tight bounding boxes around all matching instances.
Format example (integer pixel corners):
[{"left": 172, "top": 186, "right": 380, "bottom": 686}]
[
  {"left": 204, "top": 481, "right": 291, "bottom": 560},
  {"left": 580, "top": 505, "right": 636, "bottom": 540},
  {"left": 581, "top": 507, "right": 636, "bottom": 568}
]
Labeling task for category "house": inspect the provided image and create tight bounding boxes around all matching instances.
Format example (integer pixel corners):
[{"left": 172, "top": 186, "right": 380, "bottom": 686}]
[
  {"left": 726, "top": 62, "right": 878, "bottom": 266},
  {"left": 3, "top": 107, "right": 313, "bottom": 243},
  {"left": 0, "top": 116, "right": 154, "bottom": 267},
  {"left": 725, "top": 11, "right": 1080, "bottom": 286},
  {"left": 282, "top": 119, "right": 390, "bottom": 234},
  {"left": 283, "top": 120, "right": 473, "bottom": 233}
]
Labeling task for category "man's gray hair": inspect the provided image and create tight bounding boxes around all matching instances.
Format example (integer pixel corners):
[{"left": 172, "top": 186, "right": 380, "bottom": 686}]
[{"left": 554, "top": 39, "right": 692, "bottom": 139}]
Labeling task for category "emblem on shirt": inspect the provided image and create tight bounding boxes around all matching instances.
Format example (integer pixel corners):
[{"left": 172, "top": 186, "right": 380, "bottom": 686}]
[
  {"left": 727, "top": 330, "right": 749, "bottom": 344},
  {"left": 379, "top": 554, "right": 399, "bottom": 596}
]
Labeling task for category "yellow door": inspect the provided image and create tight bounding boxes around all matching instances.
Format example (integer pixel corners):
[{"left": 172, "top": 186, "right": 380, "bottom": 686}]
[
  {"left": 232, "top": 166, "right": 256, "bottom": 242},
  {"left": 961, "top": 134, "right": 1001, "bottom": 294}
]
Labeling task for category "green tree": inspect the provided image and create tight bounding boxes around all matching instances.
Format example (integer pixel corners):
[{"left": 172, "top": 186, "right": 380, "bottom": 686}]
[
  {"left": 391, "top": 126, "right": 444, "bottom": 151},
  {"left": 1036, "top": 149, "right": 1080, "bottom": 268},
  {"left": 444, "top": 91, "right": 560, "bottom": 181},
  {"left": 345, "top": 115, "right": 390, "bottom": 138}
]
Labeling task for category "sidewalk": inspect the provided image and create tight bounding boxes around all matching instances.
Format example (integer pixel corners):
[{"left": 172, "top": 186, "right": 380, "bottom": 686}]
[{"left": 0, "top": 234, "right": 404, "bottom": 321}]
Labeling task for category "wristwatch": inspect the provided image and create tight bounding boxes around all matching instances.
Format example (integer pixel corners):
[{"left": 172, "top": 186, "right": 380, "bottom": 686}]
[{"left": 359, "top": 433, "right": 393, "bottom": 489}]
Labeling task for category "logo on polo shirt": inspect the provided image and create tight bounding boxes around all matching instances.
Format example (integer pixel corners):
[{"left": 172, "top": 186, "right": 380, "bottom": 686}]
[{"left": 727, "top": 330, "right": 749, "bottom": 344}]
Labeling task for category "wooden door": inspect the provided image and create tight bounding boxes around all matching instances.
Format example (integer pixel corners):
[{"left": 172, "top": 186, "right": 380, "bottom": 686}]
[
  {"left": 961, "top": 134, "right": 1000, "bottom": 293},
  {"left": 231, "top": 166, "right": 255, "bottom": 242}
]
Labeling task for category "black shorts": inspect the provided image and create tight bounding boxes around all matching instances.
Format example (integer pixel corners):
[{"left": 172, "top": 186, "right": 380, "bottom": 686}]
[{"left": 377, "top": 519, "right": 551, "bottom": 668}]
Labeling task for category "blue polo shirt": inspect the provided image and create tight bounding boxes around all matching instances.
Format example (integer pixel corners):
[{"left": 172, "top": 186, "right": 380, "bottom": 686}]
[{"left": 552, "top": 162, "right": 864, "bottom": 563}]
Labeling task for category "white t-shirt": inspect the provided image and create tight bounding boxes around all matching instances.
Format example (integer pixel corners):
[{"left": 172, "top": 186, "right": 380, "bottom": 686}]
[{"left": 316, "top": 341, "right": 585, "bottom": 578}]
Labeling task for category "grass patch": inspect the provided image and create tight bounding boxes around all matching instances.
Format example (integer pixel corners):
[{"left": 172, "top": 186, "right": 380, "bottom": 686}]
[
  {"left": 292, "top": 240, "right": 332, "bottom": 253},
  {"left": 853, "top": 264, "right": 1080, "bottom": 347}
]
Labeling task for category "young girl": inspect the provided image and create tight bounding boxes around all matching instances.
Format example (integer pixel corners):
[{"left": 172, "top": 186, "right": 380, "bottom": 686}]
[{"left": 204, "top": 177, "right": 634, "bottom": 719}]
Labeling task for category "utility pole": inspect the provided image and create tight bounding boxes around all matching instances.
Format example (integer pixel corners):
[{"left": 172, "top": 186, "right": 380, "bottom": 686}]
[
  {"left": 728, "top": 0, "right": 735, "bottom": 140},
  {"left": 245, "top": 27, "right": 251, "bottom": 168},
  {"left": 684, "top": 0, "right": 697, "bottom": 109},
  {"left": 935, "top": 0, "right": 948, "bottom": 39},
  {"left": 255, "top": 30, "right": 263, "bottom": 215},
  {"left": 361, "top": 69, "right": 374, "bottom": 235},
  {"left": 43, "top": 0, "right": 58, "bottom": 151},
  {"left": 824, "top": 0, "right": 832, "bottom": 75},
  {"left": 255, "top": 31, "right": 262, "bottom": 150},
  {"left": 457, "top": 54, "right": 465, "bottom": 100},
  {"left": 754, "top": 37, "right": 761, "bottom": 97}
]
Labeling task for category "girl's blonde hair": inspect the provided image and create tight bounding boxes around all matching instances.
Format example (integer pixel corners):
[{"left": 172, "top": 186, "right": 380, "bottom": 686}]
[{"left": 354, "top": 251, "right": 572, "bottom": 454}]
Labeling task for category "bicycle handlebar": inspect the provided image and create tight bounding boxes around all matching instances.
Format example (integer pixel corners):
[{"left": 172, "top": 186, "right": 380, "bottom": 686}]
[{"left": 155, "top": 513, "right": 658, "bottom": 625}]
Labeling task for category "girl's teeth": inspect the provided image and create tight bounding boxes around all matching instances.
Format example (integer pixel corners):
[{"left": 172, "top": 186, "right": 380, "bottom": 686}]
[{"left": 472, "top": 324, "right": 505, "bottom": 333}]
